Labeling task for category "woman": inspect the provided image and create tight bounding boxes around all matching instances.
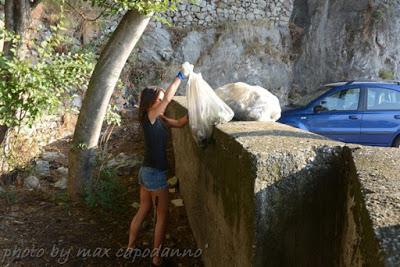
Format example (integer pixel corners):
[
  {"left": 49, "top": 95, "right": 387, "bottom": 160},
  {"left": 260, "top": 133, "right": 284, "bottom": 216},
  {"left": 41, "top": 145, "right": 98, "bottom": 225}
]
[{"left": 127, "top": 62, "right": 193, "bottom": 266}]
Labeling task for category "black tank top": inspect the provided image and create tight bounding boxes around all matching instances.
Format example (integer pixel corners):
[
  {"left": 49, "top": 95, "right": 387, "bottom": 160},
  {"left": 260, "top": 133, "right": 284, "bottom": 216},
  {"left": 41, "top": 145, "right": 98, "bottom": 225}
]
[{"left": 142, "top": 114, "right": 169, "bottom": 171}]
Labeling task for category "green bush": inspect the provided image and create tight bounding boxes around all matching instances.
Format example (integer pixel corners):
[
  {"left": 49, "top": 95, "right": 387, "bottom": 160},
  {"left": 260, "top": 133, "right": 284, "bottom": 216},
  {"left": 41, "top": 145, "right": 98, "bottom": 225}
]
[
  {"left": 84, "top": 0, "right": 179, "bottom": 15},
  {"left": 0, "top": 22, "right": 95, "bottom": 128},
  {"left": 83, "top": 167, "right": 128, "bottom": 212},
  {"left": 0, "top": 190, "right": 17, "bottom": 205}
]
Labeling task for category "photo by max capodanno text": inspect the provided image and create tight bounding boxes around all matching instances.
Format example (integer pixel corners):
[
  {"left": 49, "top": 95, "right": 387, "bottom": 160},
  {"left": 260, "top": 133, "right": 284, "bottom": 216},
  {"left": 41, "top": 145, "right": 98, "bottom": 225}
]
[{"left": 1, "top": 245, "right": 203, "bottom": 264}]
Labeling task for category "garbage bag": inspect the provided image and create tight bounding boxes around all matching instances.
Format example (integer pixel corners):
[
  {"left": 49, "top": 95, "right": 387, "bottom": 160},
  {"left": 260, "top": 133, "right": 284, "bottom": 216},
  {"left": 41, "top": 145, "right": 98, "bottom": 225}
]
[
  {"left": 215, "top": 82, "right": 281, "bottom": 122},
  {"left": 186, "top": 72, "right": 234, "bottom": 144}
]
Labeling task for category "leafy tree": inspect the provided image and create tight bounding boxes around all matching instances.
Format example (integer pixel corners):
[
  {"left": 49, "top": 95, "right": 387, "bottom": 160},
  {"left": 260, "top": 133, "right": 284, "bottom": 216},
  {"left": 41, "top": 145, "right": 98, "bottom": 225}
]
[
  {"left": 0, "top": 2, "right": 95, "bottom": 171},
  {"left": 0, "top": 24, "right": 94, "bottom": 128}
]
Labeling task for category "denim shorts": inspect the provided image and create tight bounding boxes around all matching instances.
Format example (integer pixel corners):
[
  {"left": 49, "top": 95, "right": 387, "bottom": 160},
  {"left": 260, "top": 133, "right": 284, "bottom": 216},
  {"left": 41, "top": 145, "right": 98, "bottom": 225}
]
[{"left": 138, "top": 166, "right": 168, "bottom": 191}]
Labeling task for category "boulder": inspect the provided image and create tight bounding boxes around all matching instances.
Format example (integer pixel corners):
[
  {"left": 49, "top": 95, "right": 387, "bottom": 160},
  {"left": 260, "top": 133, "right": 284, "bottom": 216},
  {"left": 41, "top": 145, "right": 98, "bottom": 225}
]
[
  {"left": 24, "top": 176, "right": 40, "bottom": 189},
  {"left": 35, "top": 160, "right": 50, "bottom": 177}
]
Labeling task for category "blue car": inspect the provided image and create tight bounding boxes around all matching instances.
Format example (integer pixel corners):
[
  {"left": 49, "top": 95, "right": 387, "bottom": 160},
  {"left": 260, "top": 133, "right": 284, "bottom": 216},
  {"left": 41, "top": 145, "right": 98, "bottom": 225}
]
[{"left": 279, "top": 81, "right": 400, "bottom": 147}]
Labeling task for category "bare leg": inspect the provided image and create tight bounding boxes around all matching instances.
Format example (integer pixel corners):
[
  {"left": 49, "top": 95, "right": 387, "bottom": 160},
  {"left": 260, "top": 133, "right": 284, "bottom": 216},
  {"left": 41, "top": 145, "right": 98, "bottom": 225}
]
[
  {"left": 128, "top": 185, "right": 152, "bottom": 248},
  {"left": 151, "top": 188, "right": 169, "bottom": 265}
]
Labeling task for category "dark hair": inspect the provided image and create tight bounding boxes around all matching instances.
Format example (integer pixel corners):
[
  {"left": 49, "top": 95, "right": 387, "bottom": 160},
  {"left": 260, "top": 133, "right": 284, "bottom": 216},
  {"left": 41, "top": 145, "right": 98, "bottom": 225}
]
[{"left": 139, "top": 87, "right": 163, "bottom": 125}]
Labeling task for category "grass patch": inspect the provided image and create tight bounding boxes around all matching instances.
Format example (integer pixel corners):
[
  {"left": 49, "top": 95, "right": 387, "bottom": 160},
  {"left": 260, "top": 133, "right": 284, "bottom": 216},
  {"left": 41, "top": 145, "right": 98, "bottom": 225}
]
[{"left": 0, "top": 190, "right": 17, "bottom": 205}]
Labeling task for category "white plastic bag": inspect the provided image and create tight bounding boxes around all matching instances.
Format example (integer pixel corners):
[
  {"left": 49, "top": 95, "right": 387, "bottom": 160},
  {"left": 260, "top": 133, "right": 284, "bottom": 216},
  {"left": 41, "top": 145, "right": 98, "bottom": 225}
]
[
  {"left": 215, "top": 82, "right": 281, "bottom": 122},
  {"left": 186, "top": 72, "right": 234, "bottom": 144}
]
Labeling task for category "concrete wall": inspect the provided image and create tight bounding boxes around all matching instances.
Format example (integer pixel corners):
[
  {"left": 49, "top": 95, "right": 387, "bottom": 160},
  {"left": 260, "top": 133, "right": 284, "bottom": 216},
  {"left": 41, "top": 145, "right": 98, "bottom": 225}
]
[{"left": 166, "top": 97, "right": 400, "bottom": 267}]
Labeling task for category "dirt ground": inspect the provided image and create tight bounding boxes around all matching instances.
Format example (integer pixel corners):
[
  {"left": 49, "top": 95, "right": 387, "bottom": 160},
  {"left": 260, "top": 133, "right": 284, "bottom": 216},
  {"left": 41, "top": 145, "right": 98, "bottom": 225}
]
[{"left": 0, "top": 110, "right": 203, "bottom": 267}]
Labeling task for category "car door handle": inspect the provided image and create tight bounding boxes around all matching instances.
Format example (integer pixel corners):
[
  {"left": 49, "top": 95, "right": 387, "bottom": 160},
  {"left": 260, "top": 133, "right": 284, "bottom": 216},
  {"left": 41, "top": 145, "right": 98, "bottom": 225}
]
[
  {"left": 349, "top": 115, "right": 359, "bottom": 120},
  {"left": 395, "top": 115, "right": 400, "bottom": 119}
]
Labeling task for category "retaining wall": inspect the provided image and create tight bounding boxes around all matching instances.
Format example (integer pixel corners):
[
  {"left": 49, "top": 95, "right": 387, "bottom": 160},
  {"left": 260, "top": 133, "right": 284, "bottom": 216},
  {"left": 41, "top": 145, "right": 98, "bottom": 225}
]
[{"left": 166, "top": 97, "right": 400, "bottom": 267}]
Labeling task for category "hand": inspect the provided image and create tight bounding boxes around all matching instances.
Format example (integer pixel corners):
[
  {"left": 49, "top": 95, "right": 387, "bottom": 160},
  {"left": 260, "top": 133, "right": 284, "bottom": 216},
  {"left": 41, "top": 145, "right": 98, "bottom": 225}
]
[{"left": 181, "top": 62, "right": 194, "bottom": 78}]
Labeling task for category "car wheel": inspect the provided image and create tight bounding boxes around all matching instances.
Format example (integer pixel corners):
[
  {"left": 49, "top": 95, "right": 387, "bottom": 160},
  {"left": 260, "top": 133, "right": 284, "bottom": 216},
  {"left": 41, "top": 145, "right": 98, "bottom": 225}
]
[{"left": 394, "top": 136, "right": 400, "bottom": 148}]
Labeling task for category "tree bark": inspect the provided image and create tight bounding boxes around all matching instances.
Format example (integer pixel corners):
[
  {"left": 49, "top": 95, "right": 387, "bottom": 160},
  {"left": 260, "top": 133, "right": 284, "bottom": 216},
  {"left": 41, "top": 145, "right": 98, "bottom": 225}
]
[
  {"left": 4, "top": 0, "right": 31, "bottom": 57},
  {"left": 68, "top": 9, "right": 152, "bottom": 201}
]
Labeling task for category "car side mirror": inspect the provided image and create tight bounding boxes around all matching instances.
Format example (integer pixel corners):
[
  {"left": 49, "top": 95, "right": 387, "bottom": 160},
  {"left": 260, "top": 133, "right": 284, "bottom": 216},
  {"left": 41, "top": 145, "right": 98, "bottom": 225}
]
[{"left": 313, "top": 105, "right": 323, "bottom": 113}]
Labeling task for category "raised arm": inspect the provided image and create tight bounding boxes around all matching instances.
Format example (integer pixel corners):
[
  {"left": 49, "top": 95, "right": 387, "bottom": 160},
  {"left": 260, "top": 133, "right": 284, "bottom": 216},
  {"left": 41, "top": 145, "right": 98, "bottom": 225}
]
[{"left": 148, "top": 63, "right": 193, "bottom": 121}]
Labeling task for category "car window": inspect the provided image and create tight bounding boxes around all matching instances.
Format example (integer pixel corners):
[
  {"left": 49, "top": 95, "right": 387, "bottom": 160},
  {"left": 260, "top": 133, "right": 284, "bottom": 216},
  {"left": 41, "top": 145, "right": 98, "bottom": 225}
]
[
  {"left": 317, "top": 88, "right": 360, "bottom": 112},
  {"left": 367, "top": 87, "right": 400, "bottom": 110}
]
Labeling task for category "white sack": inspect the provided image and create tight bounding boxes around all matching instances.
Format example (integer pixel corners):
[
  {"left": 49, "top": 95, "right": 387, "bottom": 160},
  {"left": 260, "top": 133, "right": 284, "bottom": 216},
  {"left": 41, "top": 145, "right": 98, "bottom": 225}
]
[
  {"left": 215, "top": 82, "right": 281, "bottom": 122},
  {"left": 186, "top": 72, "right": 234, "bottom": 144}
]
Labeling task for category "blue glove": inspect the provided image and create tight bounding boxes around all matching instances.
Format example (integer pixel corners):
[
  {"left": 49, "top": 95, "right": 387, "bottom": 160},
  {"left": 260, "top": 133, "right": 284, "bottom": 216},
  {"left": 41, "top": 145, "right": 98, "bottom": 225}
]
[
  {"left": 176, "top": 71, "right": 186, "bottom": 81},
  {"left": 176, "top": 62, "right": 194, "bottom": 81}
]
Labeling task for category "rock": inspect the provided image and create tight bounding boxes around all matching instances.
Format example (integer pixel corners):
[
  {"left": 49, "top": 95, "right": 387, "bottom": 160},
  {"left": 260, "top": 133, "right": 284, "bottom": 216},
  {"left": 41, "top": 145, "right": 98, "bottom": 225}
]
[
  {"left": 71, "top": 95, "right": 82, "bottom": 109},
  {"left": 54, "top": 177, "right": 67, "bottom": 189},
  {"left": 191, "top": 6, "right": 200, "bottom": 12},
  {"left": 171, "top": 199, "right": 184, "bottom": 207},
  {"left": 137, "top": 19, "right": 292, "bottom": 105},
  {"left": 24, "top": 176, "right": 40, "bottom": 189},
  {"left": 35, "top": 160, "right": 50, "bottom": 177},
  {"left": 169, "top": 188, "right": 176, "bottom": 193},
  {"left": 0, "top": 186, "right": 5, "bottom": 193},
  {"left": 81, "top": 21, "right": 100, "bottom": 45},
  {"left": 137, "top": 27, "right": 173, "bottom": 64},
  {"left": 292, "top": 0, "right": 400, "bottom": 106},
  {"left": 56, "top": 167, "right": 68, "bottom": 177},
  {"left": 167, "top": 177, "right": 178, "bottom": 186},
  {"left": 41, "top": 151, "right": 65, "bottom": 162},
  {"left": 131, "top": 202, "right": 140, "bottom": 209},
  {"left": 105, "top": 153, "right": 143, "bottom": 170}
]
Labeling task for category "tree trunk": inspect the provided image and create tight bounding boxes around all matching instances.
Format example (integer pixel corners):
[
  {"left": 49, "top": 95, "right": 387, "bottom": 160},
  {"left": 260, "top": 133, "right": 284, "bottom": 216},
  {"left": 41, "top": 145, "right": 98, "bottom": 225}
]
[
  {"left": 68, "top": 9, "right": 152, "bottom": 201},
  {"left": 4, "top": 0, "right": 31, "bottom": 57}
]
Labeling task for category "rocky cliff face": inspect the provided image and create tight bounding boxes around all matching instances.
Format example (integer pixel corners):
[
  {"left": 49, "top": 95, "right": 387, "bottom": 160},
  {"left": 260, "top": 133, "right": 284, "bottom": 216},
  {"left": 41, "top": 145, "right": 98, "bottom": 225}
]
[
  {"left": 291, "top": 0, "right": 400, "bottom": 105},
  {"left": 132, "top": 0, "right": 400, "bottom": 107},
  {"left": 132, "top": 0, "right": 294, "bottom": 106}
]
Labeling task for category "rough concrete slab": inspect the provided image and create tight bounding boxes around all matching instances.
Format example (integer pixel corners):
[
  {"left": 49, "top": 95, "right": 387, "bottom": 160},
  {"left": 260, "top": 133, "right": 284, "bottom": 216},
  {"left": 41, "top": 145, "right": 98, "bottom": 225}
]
[
  {"left": 166, "top": 96, "right": 400, "bottom": 267},
  {"left": 352, "top": 147, "right": 400, "bottom": 267}
]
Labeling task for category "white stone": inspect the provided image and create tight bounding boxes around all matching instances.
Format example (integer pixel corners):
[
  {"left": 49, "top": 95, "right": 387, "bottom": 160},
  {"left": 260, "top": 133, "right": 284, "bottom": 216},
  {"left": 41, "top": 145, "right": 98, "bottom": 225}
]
[
  {"left": 259, "top": 0, "right": 267, "bottom": 8},
  {"left": 247, "top": 13, "right": 255, "bottom": 20},
  {"left": 171, "top": 199, "right": 184, "bottom": 207},
  {"left": 24, "top": 176, "right": 40, "bottom": 189},
  {"left": 191, "top": 6, "right": 200, "bottom": 12},
  {"left": 35, "top": 160, "right": 50, "bottom": 177},
  {"left": 199, "top": 0, "right": 207, "bottom": 8},
  {"left": 71, "top": 95, "right": 82, "bottom": 109},
  {"left": 54, "top": 177, "right": 67, "bottom": 189}
]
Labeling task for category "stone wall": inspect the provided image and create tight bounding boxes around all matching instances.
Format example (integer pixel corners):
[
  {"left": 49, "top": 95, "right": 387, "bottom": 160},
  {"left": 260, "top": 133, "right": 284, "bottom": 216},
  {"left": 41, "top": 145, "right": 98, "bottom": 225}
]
[
  {"left": 166, "top": 97, "right": 400, "bottom": 267},
  {"left": 152, "top": 0, "right": 293, "bottom": 28}
]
